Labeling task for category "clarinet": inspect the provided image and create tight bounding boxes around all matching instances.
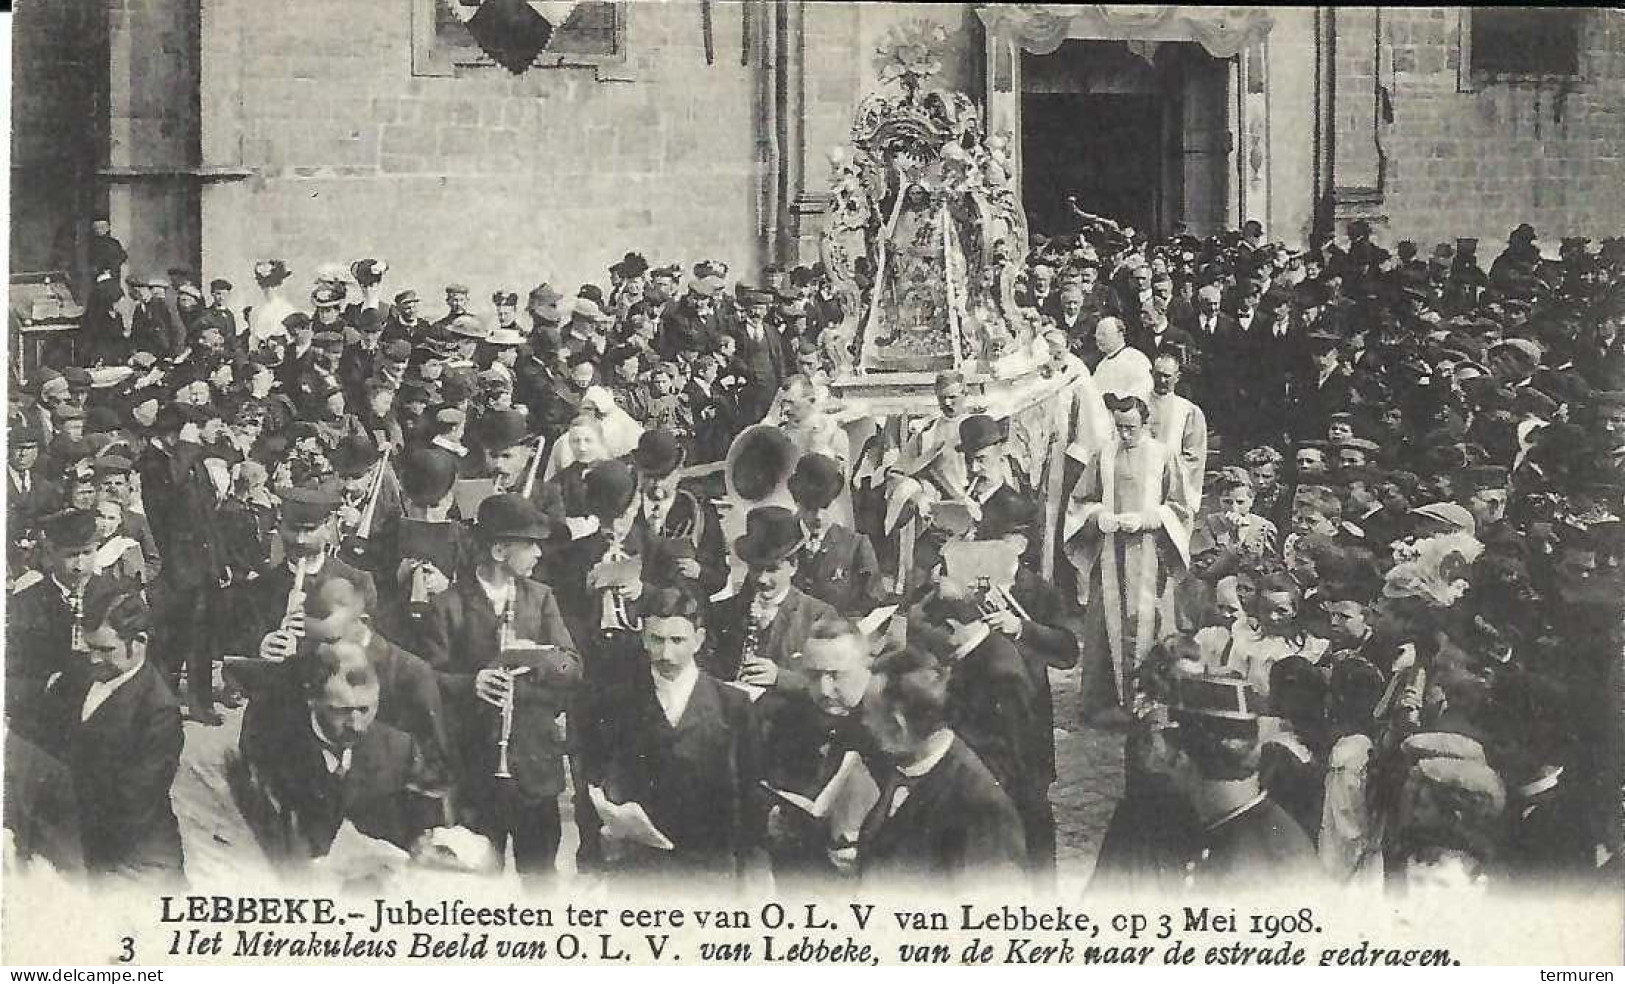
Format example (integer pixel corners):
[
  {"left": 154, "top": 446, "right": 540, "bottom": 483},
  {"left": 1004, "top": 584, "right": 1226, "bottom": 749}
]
[{"left": 495, "top": 591, "right": 518, "bottom": 780}]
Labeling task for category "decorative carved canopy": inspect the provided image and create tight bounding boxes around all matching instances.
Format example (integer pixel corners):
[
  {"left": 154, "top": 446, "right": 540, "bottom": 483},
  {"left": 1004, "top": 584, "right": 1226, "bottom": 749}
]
[{"left": 976, "top": 5, "right": 1274, "bottom": 60}]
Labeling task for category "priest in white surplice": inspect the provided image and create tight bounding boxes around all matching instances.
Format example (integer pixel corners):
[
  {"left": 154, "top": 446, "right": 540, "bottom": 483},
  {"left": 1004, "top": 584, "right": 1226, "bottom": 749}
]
[
  {"left": 1146, "top": 351, "right": 1207, "bottom": 515},
  {"left": 1063, "top": 394, "right": 1193, "bottom": 721}
]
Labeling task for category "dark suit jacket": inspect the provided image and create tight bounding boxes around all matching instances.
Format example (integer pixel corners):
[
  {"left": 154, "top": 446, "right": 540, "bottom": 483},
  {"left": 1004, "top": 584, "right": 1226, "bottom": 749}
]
[
  {"left": 585, "top": 670, "right": 762, "bottom": 876},
  {"left": 1009, "top": 568, "right": 1079, "bottom": 786},
  {"left": 262, "top": 716, "right": 438, "bottom": 858},
  {"left": 40, "top": 662, "right": 185, "bottom": 880},
  {"left": 946, "top": 631, "right": 1042, "bottom": 807},
  {"left": 858, "top": 736, "right": 1025, "bottom": 885},
  {"left": 419, "top": 577, "right": 580, "bottom": 805},
  {"left": 5, "top": 573, "right": 129, "bottom": 722},
  {"left": 792, "top": 523, "right": 882, "bottom": 617},
  {"left": 227, "top": 557, "right": 378, "bottom": 655},
  {"left": 757, "top": 690, "right": 883, "bottom": 878},
  {"left": 134, "top": 441, "right": 221, "bottom": 590},
  {"left": 631, "top": 488, "right": 730, "bottom": 599},
  {"left": 706, "top": 585, "right": 838, "bottom": 689}
]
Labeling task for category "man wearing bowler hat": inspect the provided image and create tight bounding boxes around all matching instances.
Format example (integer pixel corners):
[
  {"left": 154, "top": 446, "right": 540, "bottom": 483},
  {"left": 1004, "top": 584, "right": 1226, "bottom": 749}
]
[
  {"left": 134, "top": 404, "right": 227, "bottom": 725},
  {"left": 631, "top": 430, "right": 729, "bottom": 599},
  {"left": 420, "top": 493, "right": 580, "bottom": 881},
  {"left": 707, "top": 505, "right": 838, "bottom": 687},
  {"left": 788, "top": 452, "right": 881, "bottom": 616},
  {"left": 472, "top": 408, "right": 542, "bottom": 499},
  {"left": 732, "top": 285, "right": 790, "bottom": 424}
]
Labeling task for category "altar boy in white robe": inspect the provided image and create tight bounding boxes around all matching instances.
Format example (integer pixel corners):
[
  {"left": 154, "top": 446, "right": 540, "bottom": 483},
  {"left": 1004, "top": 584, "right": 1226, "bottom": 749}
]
[{"left": 1063, "top": 394, "right": 1193, "bottom": 725}]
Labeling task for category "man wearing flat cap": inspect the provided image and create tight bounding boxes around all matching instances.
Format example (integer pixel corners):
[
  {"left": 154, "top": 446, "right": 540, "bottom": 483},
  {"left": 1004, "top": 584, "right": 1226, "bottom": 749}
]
[
  {"left": 433, "top": 283, "right": 473, "bottom": 333},
  {"left": 420, "top": 493, "right": 580, "bottom": 882},
  {"left": 656, "top": 276, "right": 724, "bottom": 361},
  {"left": 6, "top": 509, "right": 134, "bottom": 725},
  {"left": 787, "top": 452, "right": 881, "bottom": 616},
  {"left": 381, "top": 289, "right": 429, "bottom": 346},
  {"left": 630, "top": 430, "right": 729, "bottom": 600},
  {"left": 707, "top": 505, "right": 838, "bottom": 687},
  {"left": 236, "top": 486, "right": 378, "bottom": 666},
  {"left": 1141, "top": 673, "right": 1320, "bottom": 888}
]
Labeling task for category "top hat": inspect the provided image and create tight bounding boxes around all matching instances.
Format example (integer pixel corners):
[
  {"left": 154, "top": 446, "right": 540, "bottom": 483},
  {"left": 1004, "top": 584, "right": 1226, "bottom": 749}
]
[
  {"left": 787, "top": 453, "right": 844, "bottom": 511},
  {"left": 632, "top": 429, "right": 685, "bottom": 478},
  {"left": 958, "top": 414, "right": 1005, "bottom": 456},
  {"left": 734, "top": 505, "right": 806, "bottom": 568}
]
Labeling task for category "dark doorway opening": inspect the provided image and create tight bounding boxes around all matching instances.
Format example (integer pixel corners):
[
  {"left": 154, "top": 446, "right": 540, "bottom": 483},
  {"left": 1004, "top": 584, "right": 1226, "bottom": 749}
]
[{"left": 1022, "top": 92, "right": 1160, "bottom": 238}]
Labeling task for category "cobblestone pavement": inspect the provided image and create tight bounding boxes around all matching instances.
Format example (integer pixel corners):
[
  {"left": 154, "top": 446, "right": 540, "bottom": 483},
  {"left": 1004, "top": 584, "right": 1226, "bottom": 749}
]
[
  {"left": 1048, "top": 667, "right": 1127, "bottom": 891},
  {"left": 174, "top": 668, "right": 1127, "bottom": 889}
]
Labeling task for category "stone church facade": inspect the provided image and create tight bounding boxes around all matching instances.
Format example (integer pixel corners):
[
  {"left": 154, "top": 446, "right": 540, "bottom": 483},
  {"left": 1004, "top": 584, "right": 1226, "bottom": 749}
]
[{"left": 12, "top": 3, "right": 1625, "bottom": 299}]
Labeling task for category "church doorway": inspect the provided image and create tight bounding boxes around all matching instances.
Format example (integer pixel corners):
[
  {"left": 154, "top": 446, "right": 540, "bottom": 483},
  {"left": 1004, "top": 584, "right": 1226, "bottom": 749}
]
[{"left": 1019, "top": 40, "right": 1230, "bottom": 240}]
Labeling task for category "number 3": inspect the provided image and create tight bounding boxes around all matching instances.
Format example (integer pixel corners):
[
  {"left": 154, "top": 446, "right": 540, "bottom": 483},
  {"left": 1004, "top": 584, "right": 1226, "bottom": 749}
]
[{"left": 118, "top": 937, "right": 135, "bottom": 963}]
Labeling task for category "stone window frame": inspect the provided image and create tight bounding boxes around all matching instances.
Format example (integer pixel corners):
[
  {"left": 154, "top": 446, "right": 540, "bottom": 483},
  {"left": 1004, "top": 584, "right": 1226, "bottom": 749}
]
[
  {"left": 1457, "top": 7, "right": 1588, "bottom": 93},
  {"left": 411, "top": 0, "right": 634, "bottom": 81}
]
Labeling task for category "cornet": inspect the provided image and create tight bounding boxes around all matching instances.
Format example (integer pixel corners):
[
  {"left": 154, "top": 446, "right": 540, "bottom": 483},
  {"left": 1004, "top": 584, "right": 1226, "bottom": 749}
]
[{"left": 974, "top": 578, "right": 1032, "bottom": 623}]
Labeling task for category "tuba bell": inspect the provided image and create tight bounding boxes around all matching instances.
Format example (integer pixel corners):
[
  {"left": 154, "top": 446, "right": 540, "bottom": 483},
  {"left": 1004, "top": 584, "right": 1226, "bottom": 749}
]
[{"left": 724, "top": 423, "right": 799, "bottom": 511}]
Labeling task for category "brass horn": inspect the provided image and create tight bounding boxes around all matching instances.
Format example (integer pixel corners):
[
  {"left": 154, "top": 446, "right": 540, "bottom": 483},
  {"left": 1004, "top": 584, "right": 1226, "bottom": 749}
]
[{"left": 724, "top": 424, "right": 799, "bottom": 508}]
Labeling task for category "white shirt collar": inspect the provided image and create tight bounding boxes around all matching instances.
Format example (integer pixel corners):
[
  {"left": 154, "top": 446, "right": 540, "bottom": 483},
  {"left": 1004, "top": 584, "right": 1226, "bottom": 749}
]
[
  {"left": 82, "top": 658, "right": 146, "bottom": 722},
  {"left": 309, "top": 712, "right": 353, "bottom": 775},
  {"left": 898, "top": 728, "right": 956, "bottom": 779},
  {"left": 651, "top": 661, "right": 701, "bottom": 727},
  {"left": 1517, "top": 766, "right": 1564, "bottom": 800},
  {"left": 754, "top": 584, "right": 792, "bottom": 612},
  {"left": 476, "top": 572, "right": 516, "bottom": 616}
]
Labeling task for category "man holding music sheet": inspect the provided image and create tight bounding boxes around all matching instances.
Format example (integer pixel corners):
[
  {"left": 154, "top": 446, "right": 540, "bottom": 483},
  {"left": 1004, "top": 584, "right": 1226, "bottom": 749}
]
[
  {"left": 756, "top": 614, "right": 884, "bottom": 887},
  {"left": 419, "top": 493, "right": 581, "bottom": 884},
  {"left": 580, "top": 585, "right": 764, "bottom": 883}
]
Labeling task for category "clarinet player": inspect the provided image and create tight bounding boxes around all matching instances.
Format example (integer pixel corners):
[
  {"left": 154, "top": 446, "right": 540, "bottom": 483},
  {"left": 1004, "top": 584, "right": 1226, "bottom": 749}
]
[{"left": 420, "top": 493, "right": 581, "bottom": 885}]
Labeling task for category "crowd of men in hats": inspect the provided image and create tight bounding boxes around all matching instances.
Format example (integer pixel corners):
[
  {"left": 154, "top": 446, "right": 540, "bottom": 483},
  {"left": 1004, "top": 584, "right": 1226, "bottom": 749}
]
[{"left": 4, "top": 212, "right": 1623, "bottom": 895}]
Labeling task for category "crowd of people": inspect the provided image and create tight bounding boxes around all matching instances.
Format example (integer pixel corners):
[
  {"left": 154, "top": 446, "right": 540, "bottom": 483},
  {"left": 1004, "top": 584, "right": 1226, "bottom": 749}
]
[{"left": 4, "top": 210, "right": 1623, "bottom": 897}]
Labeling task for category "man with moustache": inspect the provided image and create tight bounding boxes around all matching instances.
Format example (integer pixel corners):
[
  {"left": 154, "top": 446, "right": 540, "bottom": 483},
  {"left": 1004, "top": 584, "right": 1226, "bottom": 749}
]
[
  {"left": 757, "top": 615, "right": 884, "bottom": 886},
  {"left": 629, "top": 430, "right": 729, "bottom": 600},
  {"left": 243, "top": 488, "right": 378, "bottom": 663},
  {"left": 419, "top": 494, "right": 581, "bottom": 882},
  {"left": 788, "top": 452, "right": 881, "bottom": 616},
  {"left": 706, "top": 506, "right": 838, "bottom": 688},
  {"left": 580, "top": 586, "right": 762, "bottom": 883}
]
